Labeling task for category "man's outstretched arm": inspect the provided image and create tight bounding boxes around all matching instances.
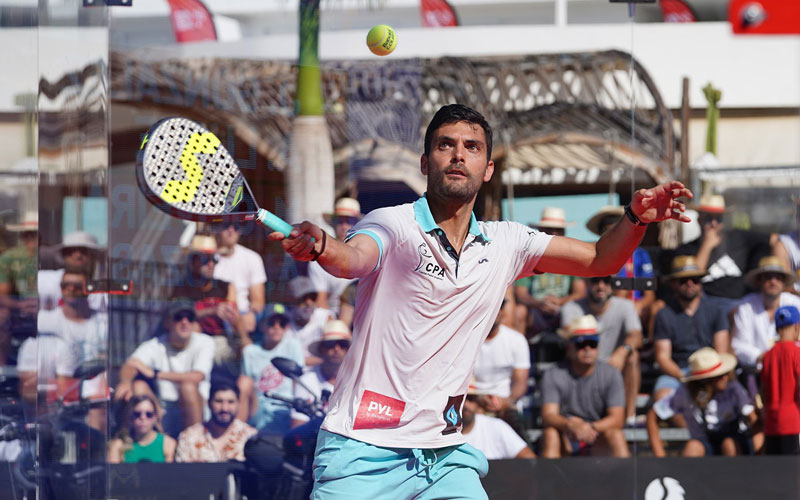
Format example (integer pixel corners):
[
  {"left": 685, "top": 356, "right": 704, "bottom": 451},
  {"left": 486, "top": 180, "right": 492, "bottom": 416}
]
[
  {"left": 536, "top": 181, "right": 693, "bottom": 277},
  {"left": 269, "top": 222, "right": 380, "bottom": 279}
]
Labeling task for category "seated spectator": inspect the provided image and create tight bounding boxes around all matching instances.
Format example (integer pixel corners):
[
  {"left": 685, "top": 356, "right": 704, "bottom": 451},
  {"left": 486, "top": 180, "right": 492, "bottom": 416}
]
[
  {"left": 237, "top": 303, "right": 304, "bottom": 435},
  {"left": 562, "top": 276, "right": 642, "bottom": 425},
  {"left": 761, "top": 306, "right": 800, "bottom": 455},
  {"left": 540, "top": 315, "right": 629, "bottom": 458},
  {"left": 38, "top": 230, "right": 105, "bottom": 311},
  {"left": 472, "top": 303, "right": 530, "bottom": 418},
  {"left": 772, "top": 196, "right": 800, "bottom": 294},
  {"left": 586, "top": 206, "right": 656, "bottom": 325},
  {"left": 648, "top": 347, "right": 756, "bottom": 457},
  {"left": 115, "top": 301, "right": 215, "bottom": 436},
  {"left": 172, "top": 235, "right": 245, "bottom": 366},
  {"left": 286, "top": 276, "right": 333, "bottom": 366},
  {"left": 513, "top": 207, "right": 586, "bottom": 336},
  {"left": 175, "top": 381, "right": 257, "bottom": 462},
  {"left": 17, "top": 325, "right": 73, "bottom": 405},
  {"left": 107, "top": 395, "right": 176, "bottom": 463},
  {"left": 732, "top": 256, "right": 800, "bottom": 370},
  {"left": 462, "top": 385, "right": 535, "bottom": 459},
  {"left": 212, "top": 221, "right": 267, "bottom": 334},
  {"left": 292, "top": 319, "right": 352, "bottom": 427},
  {"left": 310, "top": 197, "right": 361, "bottom": 317},
  {"left": 0, "top": 212, "right": 38, "bottom": 366},
  {"left": 653, "top": 256, "right": 730, "bottom": 404},
  {"left": 676, "top": 194, "right": 772, "bottom": 312}
]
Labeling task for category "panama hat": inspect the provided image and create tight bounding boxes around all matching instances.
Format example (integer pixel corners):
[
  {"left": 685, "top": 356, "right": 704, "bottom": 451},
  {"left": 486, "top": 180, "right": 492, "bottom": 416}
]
[
  {"left": 667, "top": 255, "right": 708, "bottom": 280},
  {"left": 530, "top": 207, "right": 574, "bottom": 229},
  {"left": 188, "top": 234, "right": 217, "bottom": 255},
  {"left": 323, "top": 198, "right": 363, "bottom": 225},
  {"left": 585, "top": 206, "right": 625, "bottom": 236},
  {"left": 682, "top": 348, "right": 737, "bottom": 382},
  {"left": 308, "top": 320, "right": 353, "bottom": 356},
  {"left": 696, "top": 194, "right": 726, "bottom": 214},
  {"left": 744, "top": 256, "right": 797, "bottom": 289},
  {"left": 57, "top": 231, "right": 103, "bottom": 252},
  {"left": 7, "top": 212, "right": 38, "bottom": 232},
  {"left": 558, "top": 314, "right": 599, "bottom": 340}
]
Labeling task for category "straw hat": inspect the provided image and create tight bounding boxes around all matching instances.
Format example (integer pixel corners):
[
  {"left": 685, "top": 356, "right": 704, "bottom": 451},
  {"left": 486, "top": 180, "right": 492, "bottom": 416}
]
[
  {"left": 667, "top": 255, "right": 708, "bottom": 280},
  {"left": 681, "top": 347, "right": 737, "bottom": 382},
  {"left": 308, "top": 320, "right": 353, "bottom": 356},
  {"left": 697, "top": 194, "right": 726, "bottom": 214},
  {"left": 323, "top": 198, "right": 363, "bottom": 225},
  {"left": 558, "top": 314, "right": 599, "bottom": 340},
  {"left": 188, "top": 234, "right": 217, "bottom": 255},
  {"left": 531, "top": 207, "right": 574, "bottom": 229},
  {"left": 744, "top": 256, "right": 797, "bottom": 289},
  {"left": 8, "top": 212, "right": 38, "bottom": 232},
  {"left": 585, "top": 206, "right": 624, "bottom": 236},
  {"left": 57, "top": 231, "right": 103, "bottom": 252}
]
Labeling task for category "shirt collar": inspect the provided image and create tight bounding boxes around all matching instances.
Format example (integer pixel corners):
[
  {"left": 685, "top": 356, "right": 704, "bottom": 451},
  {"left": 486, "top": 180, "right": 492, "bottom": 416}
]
[{"left": 413, "top": 195, "right": 491, "bottom": 242}]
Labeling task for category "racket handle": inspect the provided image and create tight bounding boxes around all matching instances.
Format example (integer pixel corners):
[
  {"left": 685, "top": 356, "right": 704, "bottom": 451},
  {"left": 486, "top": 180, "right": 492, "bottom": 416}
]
[{"left": 257, "top": 209, "right": 294, "bottom": 237}]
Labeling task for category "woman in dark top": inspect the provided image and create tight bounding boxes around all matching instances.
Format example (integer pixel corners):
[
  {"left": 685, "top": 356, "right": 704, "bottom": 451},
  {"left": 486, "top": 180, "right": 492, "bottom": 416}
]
[{"left": 108, "top": 395, "right": 176, "bottom": 463}]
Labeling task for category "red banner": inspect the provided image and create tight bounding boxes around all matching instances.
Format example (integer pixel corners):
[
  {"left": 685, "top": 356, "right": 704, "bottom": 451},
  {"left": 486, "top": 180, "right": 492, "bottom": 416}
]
[
  {"left": 420, "top": 0, "right": 459, "bottom": 27},
  {"left": 167, "top": 0, "right": 217, "bottom": 43},
  {"left": 660, "top": 0, "right": 696, "bottom": 23},
  {"left": 729, "top": 0, "right": 800, "bottom": 34}
]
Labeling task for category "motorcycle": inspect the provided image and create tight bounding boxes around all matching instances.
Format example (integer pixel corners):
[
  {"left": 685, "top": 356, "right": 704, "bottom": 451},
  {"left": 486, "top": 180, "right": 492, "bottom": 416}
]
[{"left": 243, "top": 357, "right": 328, "bottom": 500}]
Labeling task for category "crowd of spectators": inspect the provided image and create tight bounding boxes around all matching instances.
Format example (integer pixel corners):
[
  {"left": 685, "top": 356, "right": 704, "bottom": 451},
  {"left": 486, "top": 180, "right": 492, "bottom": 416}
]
[{"left": 1, "top": 192, "right": 799, "bottom": 466}]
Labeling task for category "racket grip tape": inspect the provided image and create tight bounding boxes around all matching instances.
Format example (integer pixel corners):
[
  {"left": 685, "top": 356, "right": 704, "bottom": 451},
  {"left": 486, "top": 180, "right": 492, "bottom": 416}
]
[{"left": 256, "top": 209, "right": 294, "bottom": 236}]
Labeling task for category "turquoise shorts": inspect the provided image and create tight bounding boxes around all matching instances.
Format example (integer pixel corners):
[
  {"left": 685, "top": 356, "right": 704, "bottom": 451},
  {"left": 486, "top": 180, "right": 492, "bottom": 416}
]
[{"left": 311, "top": 430, "right": 489, "bottom": 500}]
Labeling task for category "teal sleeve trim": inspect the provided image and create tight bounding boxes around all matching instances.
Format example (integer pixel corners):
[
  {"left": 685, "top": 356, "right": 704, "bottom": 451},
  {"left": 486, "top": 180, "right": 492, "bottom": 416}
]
[{"left": 347, "top": 229, "right": 383, "bottom": 271}]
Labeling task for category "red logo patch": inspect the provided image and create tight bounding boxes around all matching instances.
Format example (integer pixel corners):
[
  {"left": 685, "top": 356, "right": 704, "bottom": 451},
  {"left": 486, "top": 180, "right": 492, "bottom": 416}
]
[{"left": 353, "top": 390, "right": 406, "bottom": 430}]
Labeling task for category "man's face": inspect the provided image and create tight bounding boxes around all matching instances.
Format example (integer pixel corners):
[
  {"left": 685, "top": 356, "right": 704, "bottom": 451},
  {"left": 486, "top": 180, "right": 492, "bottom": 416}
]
[
  {"left": 759, "top": 272, "right": 785, "bottom": 298},
  {"left": 21, "top": 231, "right": 37, "bottom": 250},
  {"left": 421, "top": 121, "right": 494, "bottom": 202},
  {"left": 214, "top": 224, "right": 240, "bottom": 248},
  {"left": 588, "top": 277, "right": 612, "bottom": 304},
  {"left": 319, "top": 338, "right": 350, "bottom": 365},
  {"left": 672, "top": 275, "right": 702, "bottom": 302},
  {"left": 60, "top": 273, "right": 87, "bottom": 304},
  {"left": 699, "top": 212, "right": 723, "bottom": 231},
  {"left": 62, "top": 246, "right": 92, "bottom": 271},
  {"left": 293, "top": 292, "right": 318, "bottom": 325},
  {"left": 568, "top": 336, "right": 599, "bottom": 367},
  {"left": 261, "top": 316, "right": 287, "bottom": 347},
  {"left": 167, "top": 309, "right": 196, "bottom": 343},
  {"left": 190, "top": 253, "right": 216, "bottom": 279},
  {"left": 462, "top": 395, "right": 479, "bottom": 427},
  {"left": 209, "top": 389, "right": 238, "bottom": 428},
  {"left": 334, "top": 216, "right": 358, "bottom": 241}
]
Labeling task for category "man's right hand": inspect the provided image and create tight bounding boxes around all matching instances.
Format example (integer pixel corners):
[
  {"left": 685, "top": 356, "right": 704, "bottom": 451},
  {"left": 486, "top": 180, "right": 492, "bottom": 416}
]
[
  {"left": 115, "top": 382, "right": 132, "bottom": 402},
  {"left": 268, "top": 221, "right": 324, "bottom": 262},
  {"left": 566, "top": 416, "right": 598, "bottom": 444}
]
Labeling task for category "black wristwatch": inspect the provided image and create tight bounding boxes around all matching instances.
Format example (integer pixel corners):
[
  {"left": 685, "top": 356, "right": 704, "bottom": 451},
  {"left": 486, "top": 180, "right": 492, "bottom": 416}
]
[
  {"left": 152, "top": 369, "right": 159, "bottom": 380},
  {"left": 623, "top": 344, "right": 634, "bottom": 354},
  {"left": 624, "top": 205, "right": 647, "bottom": 227}
]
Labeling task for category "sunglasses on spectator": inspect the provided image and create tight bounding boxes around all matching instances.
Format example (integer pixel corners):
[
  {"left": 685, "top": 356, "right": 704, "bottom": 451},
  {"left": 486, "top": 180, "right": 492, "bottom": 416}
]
[
  {"left": 465, "top": 394, "right": 480, "bottom": 403},
  {"left": 133, "top": 411, "right": 155, "bottom": 419},
  {"left": 678, "top": 276, "right": 701, "bottom": 285},
  {"left": 62, "top": 246, "right": 90, "bottom": 256},
  {"left": 192, "top": 254, "right": 218, "bottom": 265},
  {"left": 266, "top": 317, "right": 289, "bottom": 328},
  {"left": 173, "top": 311, "right": 196, "bottom": 323},
  {"left": 701, "top": 214, "right": 723, "bottom": 224},
  {"left": 60, "top": 281, "right": 85, "bottom": 290},
  {"left": 760, "top": 273, "right": 784, "bottom": 282},
  {"left": 335, "top": 216, "right": 360, "bottom": 226},
  {"left": 300, "top": 292, "right": 318, "bottom": 303},
  {"left": 572, "top": 335, "right": 599, "bottom": 350},
  {"left": 320, "top": 340, "right": 350, "bottom": 350},
  {"left": 589, "top": 277, "right": 611, "bottom": 285}
]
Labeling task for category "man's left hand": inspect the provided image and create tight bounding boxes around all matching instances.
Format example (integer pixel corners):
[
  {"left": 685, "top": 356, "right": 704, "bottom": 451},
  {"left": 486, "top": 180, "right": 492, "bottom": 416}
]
[{"left": 631, "top": 181, "right": 693, "bottom": 224}]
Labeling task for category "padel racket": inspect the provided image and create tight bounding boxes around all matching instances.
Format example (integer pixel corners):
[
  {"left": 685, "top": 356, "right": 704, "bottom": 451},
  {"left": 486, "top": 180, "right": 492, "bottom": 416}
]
[{"left": 135, "top": 117, "right": 292, "bottom": 235}]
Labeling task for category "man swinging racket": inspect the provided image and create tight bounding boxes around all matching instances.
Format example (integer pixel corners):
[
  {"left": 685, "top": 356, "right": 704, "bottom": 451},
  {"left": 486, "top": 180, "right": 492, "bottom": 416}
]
[{"left": 270, "top": 104, "right": 693, "bottom": 500}]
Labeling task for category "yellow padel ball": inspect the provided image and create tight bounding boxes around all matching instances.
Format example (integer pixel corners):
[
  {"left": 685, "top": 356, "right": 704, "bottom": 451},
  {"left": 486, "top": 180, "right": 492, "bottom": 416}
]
[{"left": 366, "top": 24, "right": 397, "bottom": 56}]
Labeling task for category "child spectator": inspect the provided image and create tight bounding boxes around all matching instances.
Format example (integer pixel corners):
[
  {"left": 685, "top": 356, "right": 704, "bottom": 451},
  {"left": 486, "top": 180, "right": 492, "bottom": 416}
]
[
  {"left": 761, "top": 305, "right": 800, "bottom": 454},
  {"left": 648, "top": 347, "right": 757, "bottom": 457}
]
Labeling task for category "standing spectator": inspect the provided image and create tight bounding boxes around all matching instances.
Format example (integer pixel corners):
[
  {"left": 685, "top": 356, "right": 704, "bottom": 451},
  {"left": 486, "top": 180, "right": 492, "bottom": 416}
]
[
  {"left": 562, "top": 276, "right": 643, "bottom": 424},
  {"left": 648, "top": 347, "right": 756, "bottom": 457},
  {"left": 462, "top": 385, "right": 535, "bottom": 460},
  {"left": 175, "top": 381, "right": 257, "bottom": 462},
  {"left": 309, "top": 198, "right": 361, "bottom": 316},
  {"left": 772, "top": 197, "right": 800, "bottom": 293},
  {"left": 114, "top": 301, "right": 215, "bottom": 436},
  {"left": 761, "top": 306, "right": 800, "bottom": 454},
  {"left": 38, "top": 231, "right": 104, "bottom": 311},
  {"left": 676, "top": 194, "right": 772, "bottom": 310},
  {"left": 513, "top": 207, "right": 586, "bottom": 336},
  {"left": 732, "top": 256, "right": 800, "bottom": 370},
  {"left": 107, "top": 395, "right": 176, "bottom": 463},
  {"left": 653, "top": 256, "right": 730, "bottom": 404},
  {"left": 540, "top": 315, "right": 629, "bottom": 458},
  {"left": 292, "top": 319, "right": 352, "bottom": 427},
  {"left": 286, "top": 276, "right": 333, "bottom": 366},
  {"left": 237, "top": 303, "right": 305, "bottom": 435},
  {"left": 0, "top": 211, "right": 38, "bottom": 365},
  {"left": 587, "top": 206, "right": 656, "bottom": 325},
  {"left": 213, "top": 221, "right": 267, "bottom": 335},
  {"left": 472, "top": 303, "right": 530, "bottom": 417}
]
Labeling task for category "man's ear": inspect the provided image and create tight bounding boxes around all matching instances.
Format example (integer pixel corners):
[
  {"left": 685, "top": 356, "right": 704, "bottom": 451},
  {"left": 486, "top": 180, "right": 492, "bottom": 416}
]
[
  {"left": 420, "top": 154, "right": 428, "bottom": 176},
  {"left": 483, "top": 160, "right": 495, "bottom": 183}
]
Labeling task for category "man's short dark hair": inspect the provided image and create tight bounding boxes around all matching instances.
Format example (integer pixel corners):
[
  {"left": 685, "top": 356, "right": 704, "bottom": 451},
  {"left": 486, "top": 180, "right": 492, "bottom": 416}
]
[
  {"left": 423, "top": 104, "right": 493, "bottom": 160},
  {"left": 209, "top": 380, "right": 240, "bottom": 400}
]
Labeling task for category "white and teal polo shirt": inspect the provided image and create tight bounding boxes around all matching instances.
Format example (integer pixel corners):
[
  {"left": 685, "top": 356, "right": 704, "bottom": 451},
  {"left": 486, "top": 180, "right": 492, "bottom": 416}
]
[{"left": 321, "top": 196, "right": 552, "bottom": 449}]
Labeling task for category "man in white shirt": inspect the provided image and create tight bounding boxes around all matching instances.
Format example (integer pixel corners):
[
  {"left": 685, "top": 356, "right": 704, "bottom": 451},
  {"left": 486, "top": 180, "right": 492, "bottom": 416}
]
[
  {"left": 462, "top": 386, "right": 535, "bottom": 460},
  {"left": 308, "top": 198, "right": 362, "bottom": 316},
  {"left": 213, "top": 222, "right": 267, "bottom": 334},
  {"left": 732, "top": 256, "right": 800, "bottom": 369},
  {"left": 114, "top": 301, "right": 215, "bottom": 436},
  {"left": 269, "top": 104, "right": 692, "bottom": 499},
  {"left": 38, "top": 231, "right": 105, "bottom": 311},
  {"left": 286, "top": 276, "right": 333, "bottom": 366}
]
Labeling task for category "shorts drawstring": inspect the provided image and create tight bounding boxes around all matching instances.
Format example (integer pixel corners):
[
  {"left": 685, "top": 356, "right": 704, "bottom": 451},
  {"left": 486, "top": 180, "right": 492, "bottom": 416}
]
[{"left": 412, "top": 448, "right": 439, "bottom": 481}]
